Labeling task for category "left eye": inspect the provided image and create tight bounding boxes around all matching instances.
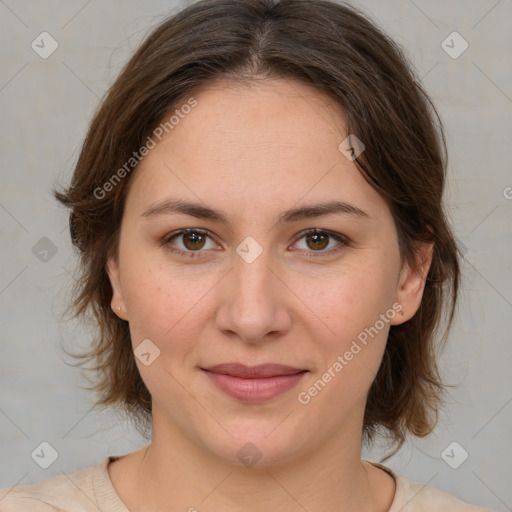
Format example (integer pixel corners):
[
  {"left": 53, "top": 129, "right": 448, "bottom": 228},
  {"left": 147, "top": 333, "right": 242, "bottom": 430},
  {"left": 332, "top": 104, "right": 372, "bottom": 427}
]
[{"left": 292, "top": 229, "right": 347, "bottom": 254}]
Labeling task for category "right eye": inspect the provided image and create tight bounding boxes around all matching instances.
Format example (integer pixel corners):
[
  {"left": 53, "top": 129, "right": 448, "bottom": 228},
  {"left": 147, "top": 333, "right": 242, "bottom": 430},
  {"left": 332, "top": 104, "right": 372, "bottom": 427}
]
[{"left": 162, "top": 228, "right": 222, "bottom": 258}]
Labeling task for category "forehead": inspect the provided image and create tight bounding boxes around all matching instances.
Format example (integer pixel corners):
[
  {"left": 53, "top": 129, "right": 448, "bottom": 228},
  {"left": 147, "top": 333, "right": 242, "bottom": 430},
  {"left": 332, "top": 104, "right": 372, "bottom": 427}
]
[
  {"left": 176, "top": 77, "right": 346, "bottom": 154},
  {"left": 126, "top": 78, "right": 387, "bottom": 222}
]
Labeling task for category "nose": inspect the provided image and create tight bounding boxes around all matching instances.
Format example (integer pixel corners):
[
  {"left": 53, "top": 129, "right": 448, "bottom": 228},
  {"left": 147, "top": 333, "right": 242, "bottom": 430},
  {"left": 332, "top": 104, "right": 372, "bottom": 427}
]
[{"left": 214, "top": 245, "right": 293, "bottom": 343}]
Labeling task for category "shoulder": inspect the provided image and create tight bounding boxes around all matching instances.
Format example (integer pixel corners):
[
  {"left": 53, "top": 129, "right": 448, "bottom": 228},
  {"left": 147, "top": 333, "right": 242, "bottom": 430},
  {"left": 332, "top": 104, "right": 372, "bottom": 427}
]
[
  {"left": 367, "top": 461, "right": 492, "bottom": 512},
  {"left": 0, "top": 460, "right": 104, "bottom": 512},
  {"left": 396, "top": 476, "right": 492, "bottom": 512}
]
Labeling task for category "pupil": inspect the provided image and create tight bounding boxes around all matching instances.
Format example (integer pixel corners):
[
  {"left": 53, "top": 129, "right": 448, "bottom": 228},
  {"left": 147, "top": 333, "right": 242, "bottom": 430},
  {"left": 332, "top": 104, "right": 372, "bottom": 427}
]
[
  {"left": 309, "top": 233, "right": 328, "bottom": 250},
  {"left": 186, "top": 232, "right": 204, "bottom": 249}
]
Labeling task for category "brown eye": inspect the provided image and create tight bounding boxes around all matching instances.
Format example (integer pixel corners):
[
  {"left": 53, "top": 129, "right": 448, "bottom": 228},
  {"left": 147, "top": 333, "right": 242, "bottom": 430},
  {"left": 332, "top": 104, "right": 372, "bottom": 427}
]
[
  {"left": 293, "top": 229, "right": 348, "bottom": 256},
  {"left": 305, "top": 232, "right": 329, "bottom": 251},
  {"left": 182, "top": 231, "right": 207, "bottom": 250},
  {"left": 163, "top": 228, "right": 220, "bottom": 258}
]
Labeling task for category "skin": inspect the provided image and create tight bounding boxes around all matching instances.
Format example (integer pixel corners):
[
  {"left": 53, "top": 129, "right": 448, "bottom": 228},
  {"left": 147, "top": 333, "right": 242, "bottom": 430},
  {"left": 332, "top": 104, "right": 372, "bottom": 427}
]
[{"left": 106, "top": 78, "right": 433, "bottom": 512}]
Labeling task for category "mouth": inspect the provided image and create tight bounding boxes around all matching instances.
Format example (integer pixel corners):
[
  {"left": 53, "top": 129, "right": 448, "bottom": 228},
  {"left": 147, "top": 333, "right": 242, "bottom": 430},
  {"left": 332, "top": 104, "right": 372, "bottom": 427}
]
[
  {"left": 202, "top": 363, "right": 307, "bottom": 378},
  {"left": 201, "top": 363, "right": 308, "bottom": 403}
]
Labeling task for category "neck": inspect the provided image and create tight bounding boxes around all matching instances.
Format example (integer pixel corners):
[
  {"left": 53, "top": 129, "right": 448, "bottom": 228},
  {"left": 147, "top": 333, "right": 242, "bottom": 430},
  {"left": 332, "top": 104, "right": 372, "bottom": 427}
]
[{"left": 123, "top": 409, "right": 394, "bottom": 511}]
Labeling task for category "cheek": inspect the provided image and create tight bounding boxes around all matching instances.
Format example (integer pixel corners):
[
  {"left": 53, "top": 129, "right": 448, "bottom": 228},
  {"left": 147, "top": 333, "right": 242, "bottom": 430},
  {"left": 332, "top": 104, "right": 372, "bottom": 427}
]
[
  {"left": 121, "top": 260, "right": 214, "bottom": 398},
  {"left": 299, "top": 258, "right": 399, "bottom": 393},
  {"left": 121, "top": 256, "right": 218, "bottom": 351},
  {"left": 302, "top": 261, "right": 399, "bottom": 337},
  {"left": 295, "top": 270, "right": 397, "bottom": 415}
]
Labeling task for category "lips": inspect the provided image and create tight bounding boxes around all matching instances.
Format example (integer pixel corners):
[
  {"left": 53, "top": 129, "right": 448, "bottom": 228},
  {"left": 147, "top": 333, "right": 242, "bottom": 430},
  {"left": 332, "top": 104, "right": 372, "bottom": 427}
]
[
  {"left": 203, "top": 363, "right": 306, "bottom": 379},
  {"left": 201, "top": 363, "right": 308, "bottom": 403}
]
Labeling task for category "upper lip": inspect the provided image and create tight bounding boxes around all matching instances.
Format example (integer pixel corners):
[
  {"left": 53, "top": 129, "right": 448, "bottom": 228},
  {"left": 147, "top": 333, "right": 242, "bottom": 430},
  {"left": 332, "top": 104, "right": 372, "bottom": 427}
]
[{"left": 202, "top": 363, "right": 307, "bottom": 379}]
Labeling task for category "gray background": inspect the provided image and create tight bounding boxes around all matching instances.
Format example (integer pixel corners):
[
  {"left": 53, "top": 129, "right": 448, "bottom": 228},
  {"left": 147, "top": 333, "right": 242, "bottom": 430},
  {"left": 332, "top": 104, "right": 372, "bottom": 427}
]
[{"left": 0, "top": 0, "right": 511, "bottom": 510}]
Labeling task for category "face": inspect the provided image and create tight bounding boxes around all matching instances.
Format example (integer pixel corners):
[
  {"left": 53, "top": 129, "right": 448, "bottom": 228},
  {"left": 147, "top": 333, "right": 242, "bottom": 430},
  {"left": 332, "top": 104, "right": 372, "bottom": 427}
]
[{"left": 107, "top": 78, "right": 431, "bottom": 467}]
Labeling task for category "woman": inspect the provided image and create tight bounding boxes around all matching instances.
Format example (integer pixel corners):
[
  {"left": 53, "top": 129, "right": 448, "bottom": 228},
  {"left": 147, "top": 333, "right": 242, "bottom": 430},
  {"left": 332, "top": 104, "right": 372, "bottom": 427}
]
[{"left": 0, "top": 0, "right": 491, "bottom": 510}]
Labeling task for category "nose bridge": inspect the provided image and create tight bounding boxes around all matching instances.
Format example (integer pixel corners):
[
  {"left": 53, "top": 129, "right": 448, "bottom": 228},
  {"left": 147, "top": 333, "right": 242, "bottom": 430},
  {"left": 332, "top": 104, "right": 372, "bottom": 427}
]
[
  {"left": 215, "top": 236, "right": 291, "bottom": 341},
  {"left": 232, "top": 237, "right": 277, "bottom": 311},
  {"left": 234, "top": 243, "right": 273, "bottom": 296}
]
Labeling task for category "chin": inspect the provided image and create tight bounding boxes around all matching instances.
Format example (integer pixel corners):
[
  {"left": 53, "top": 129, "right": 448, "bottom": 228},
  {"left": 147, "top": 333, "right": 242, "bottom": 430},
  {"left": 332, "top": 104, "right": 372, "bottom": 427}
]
[{"left": 199, "top": 421, "right": 308, "bottom": 469}]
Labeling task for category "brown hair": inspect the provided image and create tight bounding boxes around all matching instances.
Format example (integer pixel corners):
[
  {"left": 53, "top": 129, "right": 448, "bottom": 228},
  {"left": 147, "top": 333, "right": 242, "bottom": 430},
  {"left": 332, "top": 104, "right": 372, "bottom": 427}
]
[{"left": 55, "top": 0, "right": 460, "bottom": 456}]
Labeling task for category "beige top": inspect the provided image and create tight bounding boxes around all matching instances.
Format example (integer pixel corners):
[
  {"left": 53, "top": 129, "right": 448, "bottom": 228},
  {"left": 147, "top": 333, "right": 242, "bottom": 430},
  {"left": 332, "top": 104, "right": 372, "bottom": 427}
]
[{"left": 0, "top": 453, "right": 491, "bottom": 511}]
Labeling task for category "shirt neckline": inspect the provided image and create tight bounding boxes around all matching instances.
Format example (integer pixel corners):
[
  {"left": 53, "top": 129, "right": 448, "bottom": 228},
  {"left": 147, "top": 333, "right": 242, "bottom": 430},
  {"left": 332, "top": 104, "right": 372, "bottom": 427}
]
[{"left": 94, "top": 452, "right": 404, "bottom": 511}]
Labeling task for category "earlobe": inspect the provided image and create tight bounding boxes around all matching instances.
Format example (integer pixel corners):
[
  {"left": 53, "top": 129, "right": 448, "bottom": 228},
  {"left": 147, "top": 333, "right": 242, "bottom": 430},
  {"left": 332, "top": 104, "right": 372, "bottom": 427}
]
[
  {"left": 106, "top": 256, "right": 128, "bottom": 321},
  {"left": 391, "top": 242, "right": 434, "bottom": 325}
]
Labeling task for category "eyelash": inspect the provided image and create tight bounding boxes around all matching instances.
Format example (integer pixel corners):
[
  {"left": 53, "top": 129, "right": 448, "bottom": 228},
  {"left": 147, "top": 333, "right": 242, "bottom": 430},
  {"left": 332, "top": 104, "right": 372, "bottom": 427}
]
[{"left": 161, "top": 228, "right": 349, "bottom": 259}]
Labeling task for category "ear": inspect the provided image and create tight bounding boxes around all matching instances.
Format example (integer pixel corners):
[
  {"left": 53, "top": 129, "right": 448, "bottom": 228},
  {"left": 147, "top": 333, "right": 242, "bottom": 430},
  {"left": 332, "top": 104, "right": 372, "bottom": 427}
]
[
  {"left": 391, "top": 241, "right": 434, "bottom": 325},
  {"left": 106, "top": 256, "right": 129, "bottom": 321}
]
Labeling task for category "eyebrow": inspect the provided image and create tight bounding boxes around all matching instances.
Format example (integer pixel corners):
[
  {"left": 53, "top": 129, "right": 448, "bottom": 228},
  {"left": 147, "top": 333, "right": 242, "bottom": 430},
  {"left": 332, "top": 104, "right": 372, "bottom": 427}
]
[{"left": 141, "top": 198, "right": 370, "bottom": 226}]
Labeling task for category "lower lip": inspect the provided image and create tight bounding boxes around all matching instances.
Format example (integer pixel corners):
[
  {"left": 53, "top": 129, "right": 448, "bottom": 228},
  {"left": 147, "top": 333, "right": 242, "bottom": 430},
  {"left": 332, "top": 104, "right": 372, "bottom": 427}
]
[{"left": 202, "top": 370, "right": 307, "bottom": 403}]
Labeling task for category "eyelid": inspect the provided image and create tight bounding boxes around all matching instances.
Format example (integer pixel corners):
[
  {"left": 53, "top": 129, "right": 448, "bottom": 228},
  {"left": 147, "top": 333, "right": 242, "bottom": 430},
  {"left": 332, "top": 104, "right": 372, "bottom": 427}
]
[{"left": 162, "top": 228, "right": 221, "bottom": 249}]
